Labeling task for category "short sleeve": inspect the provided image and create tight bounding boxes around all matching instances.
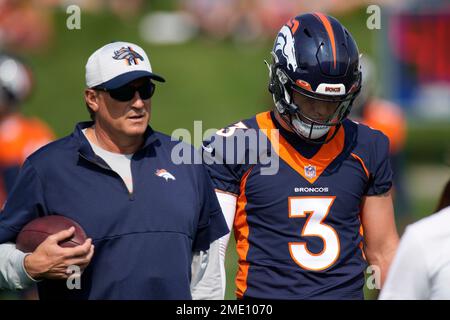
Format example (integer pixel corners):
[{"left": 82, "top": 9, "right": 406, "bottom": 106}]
[
  {"left": 201, "top": 129, "right": 253, "bottom": 195},
  {"left": 366, "top": 132, "right": 393, "bottom": 196},
  {"left": 192, "top": 165, "right": 229, "bottom": 252},
  {"left": 0, "top": 159, "right": 47, "bottom": 243}
]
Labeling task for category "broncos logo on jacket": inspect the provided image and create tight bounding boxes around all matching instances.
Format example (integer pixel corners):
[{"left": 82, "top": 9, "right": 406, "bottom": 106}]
[{"left": 112, "top": 46, "right": 144, "bottom": 65}]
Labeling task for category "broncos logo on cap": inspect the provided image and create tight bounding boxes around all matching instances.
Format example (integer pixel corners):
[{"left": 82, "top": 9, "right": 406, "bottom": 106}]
[{"left": 112, "top": 46, "right": 144, "bottom": 66}]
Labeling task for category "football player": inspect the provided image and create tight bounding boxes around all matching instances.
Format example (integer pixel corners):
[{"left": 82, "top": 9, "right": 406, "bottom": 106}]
[
  {"left": 202, "top": 13, "right": 399, "bottom": 299},
  {"left": 0, "top": 52, "right": 54, "bottom": 206}
]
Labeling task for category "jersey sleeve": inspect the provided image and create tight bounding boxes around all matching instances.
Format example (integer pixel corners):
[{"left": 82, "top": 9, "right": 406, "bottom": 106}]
[
  {"left": 192, "top": 164, "right": 229, "bottom": 252},
  {"left": 201, "top": 125, "right": 254, "bottom": 195},
  {"left": 0, "top": 159, "right": 47, "bottom": 244},
  {"left": 365, "top": 132, "right": 393, "bottom": 196}
]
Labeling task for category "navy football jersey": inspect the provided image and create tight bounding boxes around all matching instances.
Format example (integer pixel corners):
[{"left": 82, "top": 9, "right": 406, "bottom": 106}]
[{"left": 202, "top": 111, "right": 392, "bottom": 299}]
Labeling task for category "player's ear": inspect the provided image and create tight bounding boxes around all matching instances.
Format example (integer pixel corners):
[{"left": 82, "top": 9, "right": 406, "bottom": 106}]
[{"left": 84, "top": 88, "right": 100, "bottom": 113}]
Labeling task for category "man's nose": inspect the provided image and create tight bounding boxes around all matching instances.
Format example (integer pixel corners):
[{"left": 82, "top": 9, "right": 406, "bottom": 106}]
[
  {"left": 131, "top": 91, "right": 146, "bottom": 108},
  {"left": 315, "top": 103, "right": 335, "bottom": 118}
]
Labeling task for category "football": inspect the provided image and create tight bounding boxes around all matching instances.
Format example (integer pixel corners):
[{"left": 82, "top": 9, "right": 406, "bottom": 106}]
[{"left": 15, "top": 215, "right": 87, "bottom": 253}]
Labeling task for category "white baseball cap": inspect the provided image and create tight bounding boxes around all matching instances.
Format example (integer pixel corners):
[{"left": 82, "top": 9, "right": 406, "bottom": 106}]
[{"left": 85, "top": 41, "right": 165, "bottom": 90}]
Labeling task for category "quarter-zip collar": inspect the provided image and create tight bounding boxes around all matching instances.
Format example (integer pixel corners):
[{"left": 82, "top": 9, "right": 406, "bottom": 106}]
[{"left": 73, "top": 121, "right": 158, "bottom": 165}]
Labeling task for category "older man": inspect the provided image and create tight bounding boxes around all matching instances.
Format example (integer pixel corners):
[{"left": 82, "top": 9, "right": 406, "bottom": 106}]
[{"left": 0, "top": 41, "right": 228, "bottom": 299}]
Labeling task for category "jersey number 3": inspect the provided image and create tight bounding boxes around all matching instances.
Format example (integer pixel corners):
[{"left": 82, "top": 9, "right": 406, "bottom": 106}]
[{"left": 288, "top": 196, "right": 340, "bottom": 271}]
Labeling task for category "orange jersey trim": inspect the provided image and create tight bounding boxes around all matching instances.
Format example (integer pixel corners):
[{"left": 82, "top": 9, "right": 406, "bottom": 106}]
[
  {"left": 255, "top": 112, "right": 345, "bottom": 184},
  {"left": 313, "top": 12, "right": 337, "bottom": 69},
  {"left": 358, "top": 214, "right": 366, "bottom": 261},
  {"left": 234, "top": 166, "right": 253, "bottom": 299},
  {"left": 351, "top": 153, "right": 370, "bottom": 179}
]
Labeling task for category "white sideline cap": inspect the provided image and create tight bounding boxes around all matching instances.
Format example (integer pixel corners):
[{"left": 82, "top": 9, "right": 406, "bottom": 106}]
[{"left": 85, "top": 41, "right": 165, "bottom": 89}]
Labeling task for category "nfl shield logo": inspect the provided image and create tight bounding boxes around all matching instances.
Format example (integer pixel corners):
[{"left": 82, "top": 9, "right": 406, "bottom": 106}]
[{"left": 304, "top": 165, "right": 316, "bottom": 179}]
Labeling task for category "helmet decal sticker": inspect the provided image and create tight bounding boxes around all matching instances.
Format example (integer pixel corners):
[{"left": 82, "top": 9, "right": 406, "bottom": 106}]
[{"left": 274, "top": 25, "right": 298, "bottom": 73}]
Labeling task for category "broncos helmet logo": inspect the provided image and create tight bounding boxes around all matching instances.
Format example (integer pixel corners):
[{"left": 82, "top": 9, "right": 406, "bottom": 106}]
[
  {"left": 274, "top": 25, "right": 298, "bottom": 72},
  {"left": 112, "top": 46, "right": 144, "bottom": 66}
]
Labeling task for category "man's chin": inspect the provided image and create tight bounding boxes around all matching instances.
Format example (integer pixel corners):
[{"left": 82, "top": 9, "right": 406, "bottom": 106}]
[{"left": 124, "top": 123, "right": 148, "bottom": 137}]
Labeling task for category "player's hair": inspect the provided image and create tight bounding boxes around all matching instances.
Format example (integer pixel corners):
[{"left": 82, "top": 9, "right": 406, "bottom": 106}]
[{"left": 436, "top": 178, "right": 450, "bottom": 212}]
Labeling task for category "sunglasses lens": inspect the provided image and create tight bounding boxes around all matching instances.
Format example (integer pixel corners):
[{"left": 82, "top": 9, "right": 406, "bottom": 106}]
[
  {"left": 108, "top": 86, "right": 135, "bottom": 102},
  {"left": 108, "top": 83, "right": 155, "bottom": 102},
  {"left": 138, "top": 84, "right": 155, "bottom": 100}
]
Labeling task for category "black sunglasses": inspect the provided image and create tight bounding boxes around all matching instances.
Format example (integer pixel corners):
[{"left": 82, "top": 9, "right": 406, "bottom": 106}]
[{"left": 95, "top": 81, "right": 155, "bottom": 102}]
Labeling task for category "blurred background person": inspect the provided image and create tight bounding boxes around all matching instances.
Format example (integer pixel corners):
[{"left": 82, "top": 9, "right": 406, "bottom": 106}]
[
  {"left": 379, "top": 177, "right": 450, "bottom": 299},
  {"left": 0, "top": 52, "right": 54, "bottom": 300},
  {"left": 0, "top": 0, "right": 54, "bottom": 53},
  {"left": 435, "top": 176, "right": 450, "bottom": 213},
  {"left": 179, "top": 0, "right": 240, "bottom": 40},
  {"left": 351, "top": 56, "right": 410, "bottom": 230},
  {"left": 0, "top": 53, "right": 54, "bottom": 209}
]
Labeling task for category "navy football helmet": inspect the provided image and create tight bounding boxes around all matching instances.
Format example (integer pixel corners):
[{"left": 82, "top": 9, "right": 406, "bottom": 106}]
[
  {"left": 0, "top": 53, "right": 33, "bottom": 109},
  {"left": 268, "top": 13, "right": 361, "bottom": 143}
]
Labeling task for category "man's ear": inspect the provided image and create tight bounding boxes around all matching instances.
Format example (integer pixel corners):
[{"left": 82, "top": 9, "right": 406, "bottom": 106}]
[{"left": 85, "top": 88, "right": 100, "bottom": 113}]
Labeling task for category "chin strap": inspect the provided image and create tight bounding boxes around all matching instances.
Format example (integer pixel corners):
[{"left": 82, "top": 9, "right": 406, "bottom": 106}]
[{"left": 275, "top": 108, "right": 342, "bottom": 145}]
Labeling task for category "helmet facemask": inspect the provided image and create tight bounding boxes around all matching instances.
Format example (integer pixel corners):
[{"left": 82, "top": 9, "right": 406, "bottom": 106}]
[
  {"left": 267, "top": 13, "right": 363, "bottom": 144},
  {"left": 268, "top": 57, "right": 360, "bottom": 144}
]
